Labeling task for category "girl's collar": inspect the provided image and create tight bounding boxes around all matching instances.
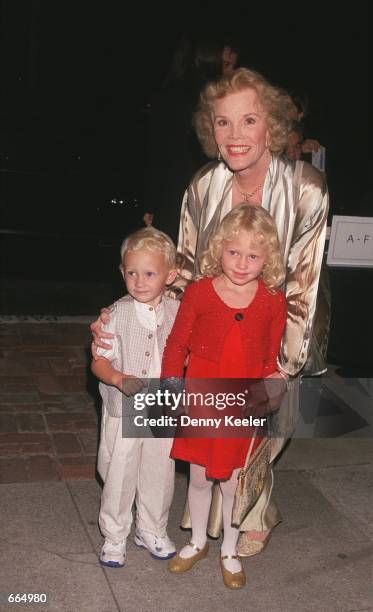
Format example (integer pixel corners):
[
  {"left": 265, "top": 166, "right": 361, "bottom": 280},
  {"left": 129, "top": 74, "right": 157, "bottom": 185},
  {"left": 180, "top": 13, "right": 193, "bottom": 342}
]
[{"left": 208, "top": 276, "right": 265, "bottom": 311}]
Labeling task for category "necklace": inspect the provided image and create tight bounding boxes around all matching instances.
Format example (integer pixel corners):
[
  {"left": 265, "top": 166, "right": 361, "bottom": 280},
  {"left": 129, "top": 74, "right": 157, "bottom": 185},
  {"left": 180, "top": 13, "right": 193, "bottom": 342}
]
[{"left": 234, "top": 176, "right": 263, "bottom": 202}]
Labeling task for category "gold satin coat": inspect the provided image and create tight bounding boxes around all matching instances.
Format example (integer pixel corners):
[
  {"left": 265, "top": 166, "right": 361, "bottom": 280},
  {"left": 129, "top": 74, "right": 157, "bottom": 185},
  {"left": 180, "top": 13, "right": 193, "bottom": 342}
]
[{"left": 175, "top": 155, "right": 329, "bottom": 378}]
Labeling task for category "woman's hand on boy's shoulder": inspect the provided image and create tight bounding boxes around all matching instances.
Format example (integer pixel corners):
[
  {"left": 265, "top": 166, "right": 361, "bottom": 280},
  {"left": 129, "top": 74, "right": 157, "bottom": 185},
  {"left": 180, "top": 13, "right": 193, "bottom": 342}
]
[{"left": 90, "top": 306, "right": 114, "bottom": 358}]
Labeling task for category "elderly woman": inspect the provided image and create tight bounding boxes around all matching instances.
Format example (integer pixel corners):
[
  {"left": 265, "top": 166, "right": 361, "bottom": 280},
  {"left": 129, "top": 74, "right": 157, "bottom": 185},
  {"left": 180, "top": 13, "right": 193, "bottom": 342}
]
[
  {"left": 92, "top": 67, "right": 328, "bottom": 558},
  {"left": 173, "top": 68, "right": 328, "bottom": 555}
]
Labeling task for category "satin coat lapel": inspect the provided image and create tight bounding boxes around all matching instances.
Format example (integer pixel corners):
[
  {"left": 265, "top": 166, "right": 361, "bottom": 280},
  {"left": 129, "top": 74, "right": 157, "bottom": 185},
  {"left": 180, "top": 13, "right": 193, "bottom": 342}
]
[
  {"left": 193, "top": 163, "right": 232, "bottom": 277},
  {"left": 263, "top": 156, "right": 299, "bottom": 264},
  {"left": 202, "top": 163, "right": 232, "bottom": 231}
]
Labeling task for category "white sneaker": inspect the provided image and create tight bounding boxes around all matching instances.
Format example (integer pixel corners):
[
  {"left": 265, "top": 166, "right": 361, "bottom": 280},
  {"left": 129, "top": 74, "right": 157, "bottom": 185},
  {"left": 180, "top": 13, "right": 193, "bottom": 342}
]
[
  {"left": 99, "top": 538, "right": 126, "bottom": 568},
  {"left": 134, "top": 530, "right": 176, "bottom": 560}
]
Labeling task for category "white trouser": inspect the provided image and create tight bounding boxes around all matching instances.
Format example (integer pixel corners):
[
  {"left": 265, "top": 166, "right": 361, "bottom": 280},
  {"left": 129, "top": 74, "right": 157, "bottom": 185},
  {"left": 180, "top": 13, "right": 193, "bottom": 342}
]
[{"left": 97, "top": 406, "right": 175, "bottom": 543}]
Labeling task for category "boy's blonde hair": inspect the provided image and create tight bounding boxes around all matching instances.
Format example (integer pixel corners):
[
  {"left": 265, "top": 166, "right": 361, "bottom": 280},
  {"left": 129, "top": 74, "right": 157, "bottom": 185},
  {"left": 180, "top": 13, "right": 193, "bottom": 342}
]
[
  {"left": 200, "top": 204, "right": 285, "bottom": 291},
  {"left": 120, "top": 227, "right": 177, "bottom": 269}
]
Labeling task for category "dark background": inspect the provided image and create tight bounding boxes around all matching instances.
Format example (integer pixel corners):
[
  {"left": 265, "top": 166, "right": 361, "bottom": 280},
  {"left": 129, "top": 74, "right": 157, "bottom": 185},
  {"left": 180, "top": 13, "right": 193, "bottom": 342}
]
[
  {"left": 1, "top": 2, "right": 371, "bottom": 191},
  {"left": 0, "top": 0, "right": 372, "bottom": 369}
]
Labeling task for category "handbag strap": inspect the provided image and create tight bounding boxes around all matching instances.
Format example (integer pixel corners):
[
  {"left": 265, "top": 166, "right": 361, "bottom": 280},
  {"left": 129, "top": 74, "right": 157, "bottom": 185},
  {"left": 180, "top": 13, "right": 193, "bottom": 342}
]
[{"left": 243, "top": 427, "right": 258, "bottom": 469}]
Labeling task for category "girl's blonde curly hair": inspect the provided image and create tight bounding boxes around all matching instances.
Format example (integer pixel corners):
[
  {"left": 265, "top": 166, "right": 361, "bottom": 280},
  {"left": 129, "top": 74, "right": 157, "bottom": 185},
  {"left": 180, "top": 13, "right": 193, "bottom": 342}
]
[{"left": 200, "top": 204, "right": 285, "bottom": 291}]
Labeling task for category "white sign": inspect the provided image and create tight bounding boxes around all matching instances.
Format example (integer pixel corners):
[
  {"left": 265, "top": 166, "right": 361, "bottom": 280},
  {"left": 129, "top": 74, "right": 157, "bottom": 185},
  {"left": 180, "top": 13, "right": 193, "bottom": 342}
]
[{"left": 327, "top": 215, "right": 373, "bottom": 267}]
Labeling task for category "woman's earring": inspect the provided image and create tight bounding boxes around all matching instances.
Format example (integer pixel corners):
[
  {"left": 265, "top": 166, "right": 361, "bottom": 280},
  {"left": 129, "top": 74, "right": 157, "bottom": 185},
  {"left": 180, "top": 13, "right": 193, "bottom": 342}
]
[{"left": 217, "top": 151, "right": 222, "bottom": 161}]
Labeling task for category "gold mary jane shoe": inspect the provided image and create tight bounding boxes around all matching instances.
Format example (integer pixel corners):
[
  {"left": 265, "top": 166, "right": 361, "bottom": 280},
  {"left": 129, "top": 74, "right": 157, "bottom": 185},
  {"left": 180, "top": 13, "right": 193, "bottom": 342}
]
[
  {"left": 237, "top": 530, "right": 272, "bottom": 557},
  {"left": 220, "top": 555, "right": 246, "bottom": 590},
  {"left": 168, "top": 542, "right": 209, "bottom": 574}
]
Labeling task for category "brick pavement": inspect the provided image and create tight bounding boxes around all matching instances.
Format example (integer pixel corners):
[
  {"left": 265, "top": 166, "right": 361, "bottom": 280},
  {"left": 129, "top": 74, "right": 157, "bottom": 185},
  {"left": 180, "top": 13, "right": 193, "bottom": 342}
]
[{"left": 0, "top": 321, "right": 101, "bottom": 482}]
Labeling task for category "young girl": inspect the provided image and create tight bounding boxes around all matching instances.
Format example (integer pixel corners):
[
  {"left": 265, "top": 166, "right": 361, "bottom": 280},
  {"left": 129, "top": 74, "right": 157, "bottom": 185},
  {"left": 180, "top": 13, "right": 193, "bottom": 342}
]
[{"left": 161, "top": 203, "right": 287, "bottom": 589}]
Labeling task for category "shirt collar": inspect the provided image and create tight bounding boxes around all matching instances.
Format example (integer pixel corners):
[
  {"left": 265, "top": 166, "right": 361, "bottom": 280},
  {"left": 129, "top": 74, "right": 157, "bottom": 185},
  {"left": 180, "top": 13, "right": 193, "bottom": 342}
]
[{"left": 134, "top": 298, "right": 165, "bottom": 331}]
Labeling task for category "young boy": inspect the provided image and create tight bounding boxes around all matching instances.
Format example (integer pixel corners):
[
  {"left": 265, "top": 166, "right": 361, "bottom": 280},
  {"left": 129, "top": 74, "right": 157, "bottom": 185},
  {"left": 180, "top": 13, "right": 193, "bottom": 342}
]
[{"left": 91, "top": 227, "right": 179, "bottom": 567}]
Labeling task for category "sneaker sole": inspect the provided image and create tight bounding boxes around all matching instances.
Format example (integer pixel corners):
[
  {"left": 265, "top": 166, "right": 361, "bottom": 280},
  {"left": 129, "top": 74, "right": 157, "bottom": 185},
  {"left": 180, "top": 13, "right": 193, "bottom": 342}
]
[
  {"left": 134, "top": 538, "right": 176, "bottom": 560},
  {"left": 99, "top": 559, "right": 125, "bottom": 568}
]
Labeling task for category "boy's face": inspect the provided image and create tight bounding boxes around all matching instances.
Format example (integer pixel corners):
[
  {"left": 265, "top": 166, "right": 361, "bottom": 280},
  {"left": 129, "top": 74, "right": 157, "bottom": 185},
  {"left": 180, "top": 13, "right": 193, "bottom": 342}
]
[{"left": 122, "top": 248, "right": 176, "bottom": 308}]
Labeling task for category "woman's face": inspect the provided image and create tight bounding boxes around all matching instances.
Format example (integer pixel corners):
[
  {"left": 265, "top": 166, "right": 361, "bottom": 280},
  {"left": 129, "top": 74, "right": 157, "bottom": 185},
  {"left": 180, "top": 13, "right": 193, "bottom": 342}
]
[{"left": 212, "top": 88, "right": 270, "bottom": 173}]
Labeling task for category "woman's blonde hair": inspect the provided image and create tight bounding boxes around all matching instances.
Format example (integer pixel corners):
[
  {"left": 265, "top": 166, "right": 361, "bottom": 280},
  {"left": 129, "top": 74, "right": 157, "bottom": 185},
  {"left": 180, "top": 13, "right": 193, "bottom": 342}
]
[
  {"left": 120, "top": 227, "right": 176, "bottom": 269},
  {"left": 194, "top": 68, "right": 291, "bottom": 158},
  {"left": 200, "top": 204, "right": 285, "bottom": 291}
]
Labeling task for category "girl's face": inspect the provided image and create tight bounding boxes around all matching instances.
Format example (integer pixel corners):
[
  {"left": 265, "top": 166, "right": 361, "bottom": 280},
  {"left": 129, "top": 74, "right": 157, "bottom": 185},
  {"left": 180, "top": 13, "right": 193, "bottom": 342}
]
[
  {"left": 212, "top": 88, "right": 270, "bottom": 173},
  {"left": 220, "top": 229, "right": 267, "bottom": 288}
]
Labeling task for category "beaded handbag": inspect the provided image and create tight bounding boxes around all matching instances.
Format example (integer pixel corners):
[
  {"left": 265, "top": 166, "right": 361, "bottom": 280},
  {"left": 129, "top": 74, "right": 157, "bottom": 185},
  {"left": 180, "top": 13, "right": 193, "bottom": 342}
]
[{"left": 232, "top": 434, "right": 272, "bottom": 527}]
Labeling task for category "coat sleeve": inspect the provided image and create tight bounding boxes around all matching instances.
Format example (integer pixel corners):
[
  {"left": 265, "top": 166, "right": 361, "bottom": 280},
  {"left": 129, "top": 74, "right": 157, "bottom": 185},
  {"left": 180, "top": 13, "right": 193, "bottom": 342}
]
[
  {"left": 168, "top": 184, "right": 200, "bottom": 297},
  {"left": 169, "top": 166, "right": 212, "bottom": 296},
  {"left": 166, "top": 163, "right": 217, "bottom": 299},
  {"left": 164, "top": 185, "right": 198, "bottom": 300},
  {"left": 161, "top": 283, "right": 198, "bottom": 377},
  {"left": 165, "top": 188, "right": 194, "bottom": 299},
  {"left": 263, "top": 292, "right": 287, "bottom": 376},
  {"left": 279, "top": 166, "right": 329, "bottom": 376}
]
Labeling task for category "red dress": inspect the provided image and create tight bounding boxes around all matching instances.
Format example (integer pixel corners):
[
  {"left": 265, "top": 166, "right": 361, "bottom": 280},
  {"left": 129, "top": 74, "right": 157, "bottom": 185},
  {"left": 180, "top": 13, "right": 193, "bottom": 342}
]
[{"left": 162, "top": 277, "right": 287, "bottom": 480}]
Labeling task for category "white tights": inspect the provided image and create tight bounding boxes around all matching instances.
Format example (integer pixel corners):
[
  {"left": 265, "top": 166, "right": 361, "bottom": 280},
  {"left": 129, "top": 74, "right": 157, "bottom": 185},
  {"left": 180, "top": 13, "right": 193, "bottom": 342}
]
[{"left": 179, "top": 463, "right": 241, "bottom": 572}]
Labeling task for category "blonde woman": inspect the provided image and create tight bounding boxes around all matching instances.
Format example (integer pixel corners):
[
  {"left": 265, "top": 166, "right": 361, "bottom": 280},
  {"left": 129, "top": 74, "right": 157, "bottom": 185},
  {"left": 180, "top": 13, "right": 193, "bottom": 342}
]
[{"left": 172, "top": 67, "right": 328, "bottom": 556}]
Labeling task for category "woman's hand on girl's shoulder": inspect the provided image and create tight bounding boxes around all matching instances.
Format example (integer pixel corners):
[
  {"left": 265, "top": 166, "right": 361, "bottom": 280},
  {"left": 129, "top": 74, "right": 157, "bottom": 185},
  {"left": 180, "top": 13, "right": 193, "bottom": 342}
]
[
  {"left": 244, "top": 372, "right": 288, "bottom": 417},
  {"left": 263, "top": 371, "right": 288, "bottom": 410}
]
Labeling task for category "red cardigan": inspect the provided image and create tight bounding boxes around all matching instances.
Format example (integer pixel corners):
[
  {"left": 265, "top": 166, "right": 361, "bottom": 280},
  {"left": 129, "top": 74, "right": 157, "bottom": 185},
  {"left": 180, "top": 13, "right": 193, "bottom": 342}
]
[{"left": 161, "top": 277, "right": 287, "bottom": 379}]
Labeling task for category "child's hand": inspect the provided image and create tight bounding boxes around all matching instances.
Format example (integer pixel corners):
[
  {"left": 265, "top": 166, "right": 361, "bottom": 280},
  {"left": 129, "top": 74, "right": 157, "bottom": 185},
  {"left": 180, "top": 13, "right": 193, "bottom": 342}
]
[
  {"left": 112, "top": 373, "right": 145, "bottom": 396},
  {"left": 90, "top": 307, "right": 114, "bottom": 358}
]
